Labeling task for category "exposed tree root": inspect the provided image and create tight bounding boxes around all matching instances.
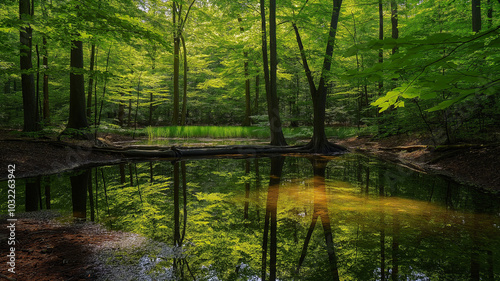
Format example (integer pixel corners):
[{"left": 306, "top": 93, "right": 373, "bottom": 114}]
[{"left": 301, "top": 139, "right": 349, "bottom": 155}]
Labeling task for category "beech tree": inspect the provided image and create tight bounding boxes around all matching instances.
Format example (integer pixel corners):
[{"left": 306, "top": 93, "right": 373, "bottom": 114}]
[
  {"left": 65, "top": 38, "right": 89, "bottom": 132},
  {"left": 293, "top": 0, "right": 346, "bottom": 154},
  {"left": 172, "top": 0, "right": 196, "bottom": 125},
  {"left": 261, "top": 0, "right": 287, "bottom": 146},
  {"left": 19, "top": 0, "right": 38, "bottom": 132}
]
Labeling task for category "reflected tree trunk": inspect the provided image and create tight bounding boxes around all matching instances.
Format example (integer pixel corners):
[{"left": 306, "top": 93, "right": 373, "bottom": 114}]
[
  {"left": 87, "top": 169, "right": 95, "bottom": 221},
  {"left": 25, "top": 177, "right": 41, "bottom": 212},
  {"left": 134, "top": 164, "right": 143, "bottom": 205},
  {"left": 150, "top": 162, "right": 154, "bottom": 183},
  {"left": 244, "top": 159, "right": 251, "bottom": 220},
  {"left": 262, "top": 157, "right": 285, "bottom": 281},
  {"left": 487, "top": 250, "right": 494, "bottom": 281},
  {"left": 469, "top": 213, "right": 480, "bottom": 281},
  {"left": 71, "top": 170, "right": 89, "bottom": 220},
  {"left": 181, "top": 161, "right": 188, "bottom": 244},
  {"left": 120, "top": 163, "right": 126, "bottom": 184},
  {"left": 129, "top": 163, "right": 134, "bottom": 186},
  {"left": 94, "top": 168, "right": 99, "bottom": 218},
  {"left": 255, "top": 158, "right": 261, "bottom": 220},
  {"left": 378, "top": 166, "right": 386, "bottom": 280},
  {"left": 296, "top": 158, "right": 340, "bottom": 281},
  {"left": 365, "top": 166, "right": 370, "bottom": 195},
  {"left": 43, "top": 176, "right": 51, "bottom": 209},
  {"left": 101, "top": 168, "right": 110, "bottom": 216},
  {"left": 392, "top": 214, "right": 400, "bottom": 281},
  {"left": 172, "top": 161, "right": 189, "bottom": 279},
  {"left": 173, "top": 161, "right": 181, "bottom": 246}
]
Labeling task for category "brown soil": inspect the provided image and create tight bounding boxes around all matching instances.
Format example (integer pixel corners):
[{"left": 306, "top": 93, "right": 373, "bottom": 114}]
[{"left": 0, "top": 211, "right": 146, "bottom": 281}]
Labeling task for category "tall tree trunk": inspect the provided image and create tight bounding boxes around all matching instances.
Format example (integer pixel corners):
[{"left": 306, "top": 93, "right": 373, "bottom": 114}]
[
  {"left": 19, "top": 0, "right": 38, "bottom": 132},
  {"left": 239, "top": 17, "right": 252, "bottom": 126},
  {"left": 268, "top": 0, "right": 287, "bottom": 145},
  {"left": 173, "top": 36, "right": 180, "bottom": 125},
  {"left": 87, "top": 44, "right": 96, "bottom": 118},
  {"left": 472, "top": 0, "right": 482, "bottom": 32},
  {"left": 172, "top": 2, "right": 180, "bottom": 125},
  {"left": 66, "top": 39, "right": 89, "bottom": 131},
  {"left": 149, "top": 92, "right": 154, "bottom": 126},
  {"left": 391, "top": 0, "right": 399, "bottom": 54},
  {"left": 171, "top": 0, "right": 195, "bottom": 125},
  {"left": 128, "top": 98, "right": 132, "bottom": 127},
  {"left": 293, "top": 0, "right": 346, "bottom": 154},
  {"left": 36, "top": 44, "right": 40, "bottom": 128},
  {"left": 118, "top": 92, "right": 125, "bottom": 127},
  {"left": 180, "top": 34, "right": 188, "bottom": 125},
  {"left": 255, "top": 75, "right": 260, "bottom": 115},
  {"left": 378, "top": 0, "right": 384, "bottom": 97},
  {"left": 42, "top": 37, "right": 50, "bottom": 123},
  {"left": 487, "top": 0, "right": 493, "bottom": 28}
]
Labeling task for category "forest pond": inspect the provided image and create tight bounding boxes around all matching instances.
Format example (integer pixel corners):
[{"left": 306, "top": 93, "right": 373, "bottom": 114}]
[{"left": 4, "top": 154, "right": 500, "bottom": 280}]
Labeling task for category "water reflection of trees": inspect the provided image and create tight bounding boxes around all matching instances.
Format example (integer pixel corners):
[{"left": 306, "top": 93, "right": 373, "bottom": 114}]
[
  {"left": 261, "top": 156, "right": 284, "bottom": 281},
  {"left": 16, "top": 155, "right": 500, "bottom": 280},
  {"left": 295, "top": 157, "right": 339, "bottom": 280}
]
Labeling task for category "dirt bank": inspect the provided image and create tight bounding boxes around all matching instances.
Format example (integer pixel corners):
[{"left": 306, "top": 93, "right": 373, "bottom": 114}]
[
  {"left": 336, "top": 135, "right": 500, "bottom": 192},
  {"left": 0, "top": 211, "right": 148, "bottom": 281}
]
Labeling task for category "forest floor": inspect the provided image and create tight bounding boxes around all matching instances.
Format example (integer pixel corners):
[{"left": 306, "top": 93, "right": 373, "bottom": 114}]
[{"left": 1, "top": 129, "right": 499, "bottom": 280}]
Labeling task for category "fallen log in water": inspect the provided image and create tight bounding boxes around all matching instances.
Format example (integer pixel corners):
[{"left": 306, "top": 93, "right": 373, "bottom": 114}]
[{"left": 90, "top": 144, "right": 340, "bottom": 159}]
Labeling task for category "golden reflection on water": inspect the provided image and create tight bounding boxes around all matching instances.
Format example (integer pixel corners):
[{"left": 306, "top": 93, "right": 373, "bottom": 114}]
[{"left": 234, "top": 177, "right": 500, "bottom": 234}]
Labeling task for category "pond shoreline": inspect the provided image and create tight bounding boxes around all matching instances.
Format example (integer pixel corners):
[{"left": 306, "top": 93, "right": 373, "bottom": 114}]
[
  {"left": 0, "top": 211, "right": 150, "bottom": 281},
  {"left": 336, "top": 135, "right": 500, "bottom": 193},
  {"left": 1, "top": 132, "right": 499, "bottom": 192}
]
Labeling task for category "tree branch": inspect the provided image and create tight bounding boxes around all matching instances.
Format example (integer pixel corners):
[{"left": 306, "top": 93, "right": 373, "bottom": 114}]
[{"left": 292, "top": 23, "right": 316, "bottom": 95}]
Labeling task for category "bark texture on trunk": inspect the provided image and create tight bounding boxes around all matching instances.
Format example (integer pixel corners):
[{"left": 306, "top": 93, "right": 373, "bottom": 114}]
[
  {"left": 20, "top": 0, "right": 38, "bottom": 132},
  {"left": 292, "top": 0, "right": 346, "bottom": 154},
  {"left": 67, "top": 39, "right": 89, "bottom": 130}
]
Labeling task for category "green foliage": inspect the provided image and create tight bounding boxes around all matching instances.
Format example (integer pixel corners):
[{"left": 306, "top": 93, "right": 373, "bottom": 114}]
[{"left": 1, "top": 0, "right": 499, "bottom": 144}]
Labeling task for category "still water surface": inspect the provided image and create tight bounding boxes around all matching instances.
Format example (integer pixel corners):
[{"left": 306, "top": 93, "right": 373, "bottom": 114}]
[{"left": 3, "top": 154, "right": 500, "bottom": 280}]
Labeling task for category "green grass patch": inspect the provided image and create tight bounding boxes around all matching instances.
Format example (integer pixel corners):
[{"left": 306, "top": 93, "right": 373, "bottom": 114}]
[
  {"left": 146, "top": 126, "right": 269, "bottom": 139},
  {"left": 146, "top": 125, "right": 375, "bottom": 140}
]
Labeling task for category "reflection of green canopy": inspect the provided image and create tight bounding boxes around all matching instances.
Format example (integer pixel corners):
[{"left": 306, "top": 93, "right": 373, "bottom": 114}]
[{"left": 12, "top": 154, "right": 500, "bottom": 280}]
